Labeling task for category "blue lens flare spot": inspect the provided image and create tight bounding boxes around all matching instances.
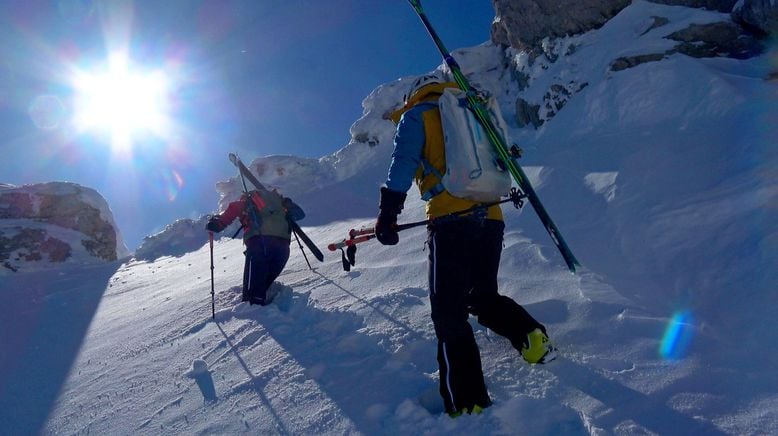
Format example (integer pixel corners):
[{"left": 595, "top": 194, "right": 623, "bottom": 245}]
[
  {"left": 660, "top": 311, "right": 694, "bottom": 361},
  {"left": 163, "top": 169, "right": 185, "bottom": 201}
]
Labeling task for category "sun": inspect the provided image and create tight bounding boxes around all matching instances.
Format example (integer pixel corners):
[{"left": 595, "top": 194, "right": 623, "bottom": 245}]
[{"left": 72, "top": 53, "right": 171, "bottom": 153}]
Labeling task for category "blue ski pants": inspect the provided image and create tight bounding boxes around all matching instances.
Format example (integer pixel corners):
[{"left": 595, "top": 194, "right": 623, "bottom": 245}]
[{"left": 242, "top": 235, "right": 290, "bottom": 305}]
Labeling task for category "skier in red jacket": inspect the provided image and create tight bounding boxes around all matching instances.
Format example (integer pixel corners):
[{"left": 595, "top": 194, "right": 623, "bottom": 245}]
[{"left": 206, "top": 187, "right": 304, "bottom": 305}]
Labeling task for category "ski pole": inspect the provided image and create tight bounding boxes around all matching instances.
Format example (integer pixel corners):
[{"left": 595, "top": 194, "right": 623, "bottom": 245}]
[
  {"left": 327, "top": 221, "right": 426, "bottom": 251},
  {"left": 292, "top": 228, "right": 313, "bottom": 271},
  {"left": 209, "top": 231, "right": 215, "bottom": 320},
  {"left": 328, "top": 220, "right": 432, "bottom": 271},
  {"left": 328, "top": 189, "right": 526, "bottom": 251}
]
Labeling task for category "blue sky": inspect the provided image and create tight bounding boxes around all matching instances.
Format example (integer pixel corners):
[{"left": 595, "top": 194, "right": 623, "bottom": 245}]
[{"left": 0, "top": 0, "right": 496, "bottom": 249}]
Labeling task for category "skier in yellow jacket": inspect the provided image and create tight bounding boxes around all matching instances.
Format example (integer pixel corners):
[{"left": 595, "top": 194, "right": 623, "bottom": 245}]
[{"left": 375, "top": 73, "right": 555, "bottom": 417}]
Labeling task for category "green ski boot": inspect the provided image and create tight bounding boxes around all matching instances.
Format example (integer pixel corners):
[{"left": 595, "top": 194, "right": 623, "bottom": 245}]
[
  {"left": 448, "top": 404, "right": 487, "bottom": 418},
  {"left": 521, "top": 328, "right": 557, "bottom": 364}
]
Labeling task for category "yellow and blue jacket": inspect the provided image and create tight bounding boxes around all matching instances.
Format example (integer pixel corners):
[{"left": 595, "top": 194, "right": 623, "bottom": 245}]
[{"left": 385, "top": 83, "right": 503, "bottom": 221}]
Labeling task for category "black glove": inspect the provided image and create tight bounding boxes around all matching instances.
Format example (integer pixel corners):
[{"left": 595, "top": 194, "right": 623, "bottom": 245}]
[
  {"left": 375, "top": 187, "right": 406, "bottom": 246},
  {"left": 206, "top": 216, "right": 222, "bottom": 232},
  {"left": 375, "top": 213, "right": 399, "bottom": 245}
]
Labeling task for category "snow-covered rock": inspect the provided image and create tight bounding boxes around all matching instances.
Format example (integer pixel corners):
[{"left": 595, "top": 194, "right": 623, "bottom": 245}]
[
  {"left": 133, "top": 216, "right": 223, "bottom": 262},
  {"left": 650, "top": 0, "right": 738, "bottom": 12},
  {"left": 504, "top": 1, "right": 769, "bottom": 129},
  {"left": 0, "top": 182, "right": 128, "bottom": 273},
  {"left": 732, "top": 0, "right": 778, "bottom": 35},
  {"left": 492, "top": 0, "right": 767, "bottom": 59}
]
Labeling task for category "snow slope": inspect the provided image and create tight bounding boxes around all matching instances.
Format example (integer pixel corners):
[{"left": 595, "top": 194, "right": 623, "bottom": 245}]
[{"left": 1, "top": 2, "right": 776, "bottom": 435}]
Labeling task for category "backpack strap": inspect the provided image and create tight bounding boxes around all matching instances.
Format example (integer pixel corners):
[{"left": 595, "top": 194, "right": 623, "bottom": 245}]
[
  {"left": 419, "top": 159, "right": 446, "bottom": 201},
  {"left": 241, "top": 192, "right": 264, "bottom": 238},
  {"left": 408, "top": 100, "right": 448, "bottom": 202}
]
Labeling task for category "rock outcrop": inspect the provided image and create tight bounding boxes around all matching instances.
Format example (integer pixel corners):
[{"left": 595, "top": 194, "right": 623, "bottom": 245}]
[
  {"left": 491, "top": 0, "right": 631, "bottom": 54},
  {"left": 492, "top": 0, "right": 769, "bottom": 56},
  {"left": 732, "top": 0, "right": 778, "bottom": 35},
  {"left": 491, "top": 0, "right": 771, "bottom": 129},
  {"left": 0, "top": 182, "right": 127, "bottom": 272}
]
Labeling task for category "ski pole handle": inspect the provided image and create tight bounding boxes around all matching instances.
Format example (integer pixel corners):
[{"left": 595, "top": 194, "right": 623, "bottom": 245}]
[
  {"left": 349, "top": 227, "right": 375, "bottom": 238},
  {"left": 328, "top": 233, "right": 375, "bottom": 251},
  {"left": 327, "top": 227, "right": 378, "bottom": 251},
  {"left": 327, "top": 218, "right": 431, "bottom": 251}
]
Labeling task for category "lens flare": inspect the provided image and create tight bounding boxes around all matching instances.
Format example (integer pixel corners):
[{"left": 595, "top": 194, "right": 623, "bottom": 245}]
[
  {"left": 660, "top": 311, "right": 695, "bottom": 360},
  {"left": 29, "top": 94, "right": 66, "bottom": 130},
  {"left": 163, "top": 168, "right": 185, "bottom": 201},
  {"left": 72, "top": 53, "right": 171, "bottom": 154}
]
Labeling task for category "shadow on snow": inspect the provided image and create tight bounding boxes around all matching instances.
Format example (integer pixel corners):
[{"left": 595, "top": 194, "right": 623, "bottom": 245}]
[{"left": 0, "top": 262, "right": 121, "bottom": 435}]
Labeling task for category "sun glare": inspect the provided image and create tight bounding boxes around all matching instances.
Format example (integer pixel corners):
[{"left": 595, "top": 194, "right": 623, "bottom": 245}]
[{"left": 73, "top": 53, "right": 171, "bottom": 153}]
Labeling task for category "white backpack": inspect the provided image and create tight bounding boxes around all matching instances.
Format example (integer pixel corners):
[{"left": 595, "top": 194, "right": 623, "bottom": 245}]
[{"left": 435, "top": 87, "right": 512, "bottom": 202}]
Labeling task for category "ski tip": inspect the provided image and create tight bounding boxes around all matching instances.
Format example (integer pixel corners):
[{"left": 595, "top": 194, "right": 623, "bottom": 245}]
[{"left": 228, "top": 153, "right": 239, "bottom": 165}]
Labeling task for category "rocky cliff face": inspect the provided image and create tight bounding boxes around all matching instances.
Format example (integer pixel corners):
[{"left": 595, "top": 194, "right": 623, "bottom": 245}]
[
  {"left": 491, "top": 0, "right": 773, "bottom": 129},
  {"left": 0, "top": 182, "right": 127, "bottom": 272},
  {"left": 490, "top": 0, "right": 631, "bottom": 53},
  {"left": 491, "top": 0, "right": 775, "bottom": 54},
  {"left": 732, "top": 0, "right": 778, "bottom": 35}
]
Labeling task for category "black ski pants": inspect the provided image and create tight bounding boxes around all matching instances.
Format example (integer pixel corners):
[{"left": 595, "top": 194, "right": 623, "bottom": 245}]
[{"left": 427, "top": 218, "right": 545, "bottom": 414}]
